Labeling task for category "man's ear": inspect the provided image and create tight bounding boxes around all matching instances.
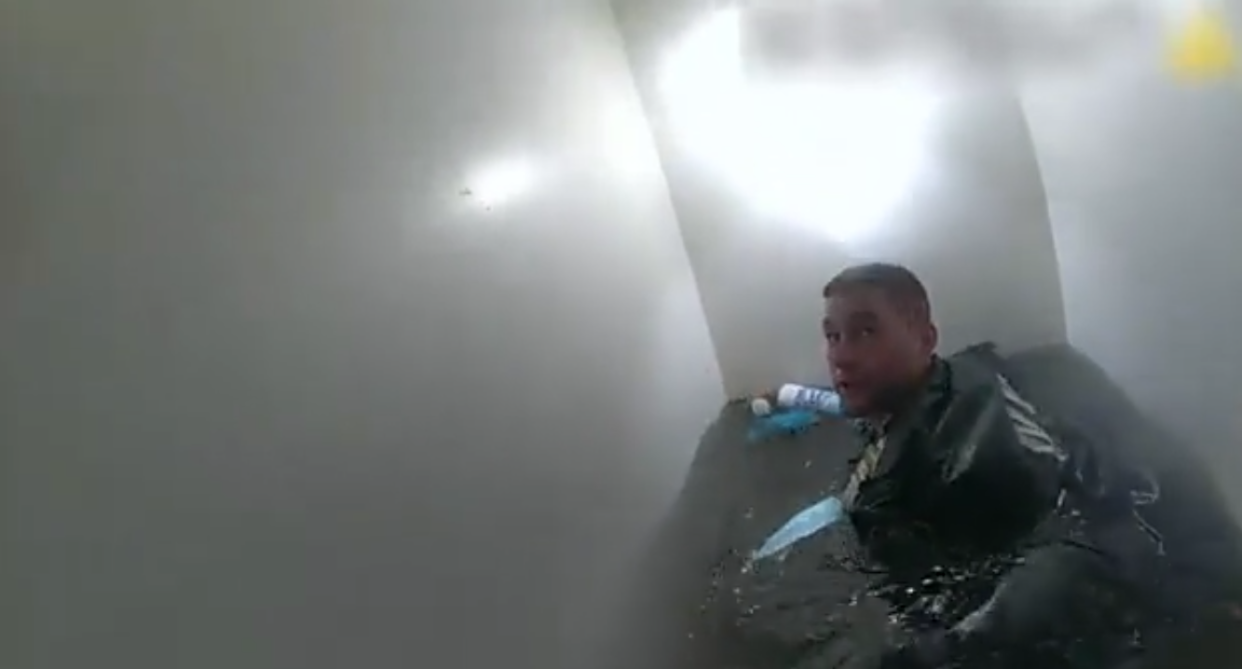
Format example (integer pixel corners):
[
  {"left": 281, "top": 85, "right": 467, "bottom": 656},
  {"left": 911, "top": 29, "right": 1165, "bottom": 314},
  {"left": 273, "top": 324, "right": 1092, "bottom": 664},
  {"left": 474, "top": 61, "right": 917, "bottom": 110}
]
[{"left": 921, "top": 322, "right": 939, "bottom": 355}]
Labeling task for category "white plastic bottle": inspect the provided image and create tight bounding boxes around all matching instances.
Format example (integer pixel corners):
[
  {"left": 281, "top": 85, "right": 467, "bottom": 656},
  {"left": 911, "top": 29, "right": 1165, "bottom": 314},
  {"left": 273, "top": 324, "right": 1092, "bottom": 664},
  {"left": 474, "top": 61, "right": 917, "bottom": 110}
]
[{"left": 774, "top": 383, "right": 843, "bottom": 415}]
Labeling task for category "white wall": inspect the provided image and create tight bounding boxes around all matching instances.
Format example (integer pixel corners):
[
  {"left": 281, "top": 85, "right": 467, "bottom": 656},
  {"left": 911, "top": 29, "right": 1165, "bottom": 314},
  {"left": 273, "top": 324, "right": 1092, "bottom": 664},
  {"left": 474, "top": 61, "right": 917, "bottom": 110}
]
[
  {"left": 613, "top": 0, "right": 1068, "bottom": 397},
  {"left": 1023, "top": 46, "right": 1242, "bottom": 504},
  {"left": 0, "top": 1, "right": 724, "bottom": 667}
]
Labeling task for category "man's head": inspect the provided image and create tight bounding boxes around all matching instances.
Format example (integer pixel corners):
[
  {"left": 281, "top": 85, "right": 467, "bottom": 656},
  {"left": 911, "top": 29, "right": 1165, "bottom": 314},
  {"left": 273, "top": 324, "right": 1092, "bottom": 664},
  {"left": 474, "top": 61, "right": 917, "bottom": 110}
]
[{"left": 822, "top": 262, "right": 938, "bottom": 418}]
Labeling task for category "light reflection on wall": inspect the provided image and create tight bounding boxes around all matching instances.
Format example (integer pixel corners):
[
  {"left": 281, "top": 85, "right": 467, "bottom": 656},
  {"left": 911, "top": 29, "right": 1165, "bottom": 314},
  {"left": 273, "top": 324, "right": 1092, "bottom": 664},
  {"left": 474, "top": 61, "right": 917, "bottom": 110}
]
[
  {"left": 658, "top": 8, "right": 942, "bottom": 245},
  {"left": 462, "top": 157, "right": 538, "bottom": 210}
]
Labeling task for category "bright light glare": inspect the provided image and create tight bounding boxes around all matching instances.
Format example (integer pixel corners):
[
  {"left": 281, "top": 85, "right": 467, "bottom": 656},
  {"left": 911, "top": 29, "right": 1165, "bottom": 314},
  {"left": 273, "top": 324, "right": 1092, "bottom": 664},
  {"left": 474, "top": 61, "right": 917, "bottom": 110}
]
[
  {"left": 660, "top": 9, "right": 940, "bottom": 244},
  {"left": 466, "top": 157, "right": 537, "bottom": 209}
]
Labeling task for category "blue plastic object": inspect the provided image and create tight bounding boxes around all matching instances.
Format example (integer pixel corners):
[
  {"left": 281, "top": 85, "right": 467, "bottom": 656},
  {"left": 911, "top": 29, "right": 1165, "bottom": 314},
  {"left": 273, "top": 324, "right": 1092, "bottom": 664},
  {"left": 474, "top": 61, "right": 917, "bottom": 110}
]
[
  {"left": 747, "top": 409, "right": 820, "bottom": 442},
  {"left": 752, "top": 495, "right": 845, "bottom": 560}
]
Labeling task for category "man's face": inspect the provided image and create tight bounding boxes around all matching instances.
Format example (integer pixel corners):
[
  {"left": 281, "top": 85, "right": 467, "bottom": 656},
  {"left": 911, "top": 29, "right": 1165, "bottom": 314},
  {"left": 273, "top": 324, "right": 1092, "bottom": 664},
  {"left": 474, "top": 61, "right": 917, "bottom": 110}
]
[{"left": 822, "top": 286, "right": 935, "bottom": 417}]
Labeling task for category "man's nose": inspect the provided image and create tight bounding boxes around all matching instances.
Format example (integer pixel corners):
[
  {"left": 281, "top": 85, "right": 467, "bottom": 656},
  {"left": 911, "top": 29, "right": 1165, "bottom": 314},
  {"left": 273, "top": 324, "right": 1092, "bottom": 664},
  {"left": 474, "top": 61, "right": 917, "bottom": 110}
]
[{"left": 826, "top": 343, "right": 859, "bottom": 370}]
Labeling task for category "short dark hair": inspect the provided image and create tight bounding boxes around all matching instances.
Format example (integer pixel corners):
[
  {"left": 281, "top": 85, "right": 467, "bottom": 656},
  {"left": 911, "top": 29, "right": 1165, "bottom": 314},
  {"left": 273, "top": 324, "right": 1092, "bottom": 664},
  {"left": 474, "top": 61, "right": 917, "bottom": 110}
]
[{"left": 822, "top": 262, "right": 931, "bottom": 323}]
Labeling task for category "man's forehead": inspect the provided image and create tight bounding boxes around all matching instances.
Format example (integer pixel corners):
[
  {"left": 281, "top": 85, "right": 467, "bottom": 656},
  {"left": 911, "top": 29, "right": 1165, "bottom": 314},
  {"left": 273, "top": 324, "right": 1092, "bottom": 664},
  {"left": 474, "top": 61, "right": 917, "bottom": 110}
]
[{"left": 823, "top": 286, "right": 889, "bottom": 318}]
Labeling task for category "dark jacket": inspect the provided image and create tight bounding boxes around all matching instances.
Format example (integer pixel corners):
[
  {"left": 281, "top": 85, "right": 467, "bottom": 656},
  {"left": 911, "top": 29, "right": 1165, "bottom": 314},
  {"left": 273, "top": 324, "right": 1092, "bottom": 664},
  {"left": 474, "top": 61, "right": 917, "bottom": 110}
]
[
  {"left": 848, "top": 353, "right": 1067, "bottom": 573},
  {"left": 840, "top": 349, "right": 1148, "bottom": 667},
  {"left": 765, "top": 347, "right": 1230, "bottom": 669}
]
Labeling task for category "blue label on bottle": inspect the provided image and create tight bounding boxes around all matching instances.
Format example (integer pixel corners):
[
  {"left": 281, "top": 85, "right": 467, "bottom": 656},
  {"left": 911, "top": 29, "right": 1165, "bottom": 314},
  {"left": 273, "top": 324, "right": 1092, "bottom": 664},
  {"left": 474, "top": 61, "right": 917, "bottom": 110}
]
[{"left": 796, "top": 387, "right": 841, "bottom": 415}]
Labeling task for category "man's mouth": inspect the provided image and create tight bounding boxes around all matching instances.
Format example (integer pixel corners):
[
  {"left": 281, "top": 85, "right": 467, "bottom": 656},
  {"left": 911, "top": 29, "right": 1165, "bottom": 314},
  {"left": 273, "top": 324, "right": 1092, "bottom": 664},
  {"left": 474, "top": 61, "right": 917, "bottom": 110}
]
[{"left": 835, "top": 379, "right": 874, "bottom": 401}]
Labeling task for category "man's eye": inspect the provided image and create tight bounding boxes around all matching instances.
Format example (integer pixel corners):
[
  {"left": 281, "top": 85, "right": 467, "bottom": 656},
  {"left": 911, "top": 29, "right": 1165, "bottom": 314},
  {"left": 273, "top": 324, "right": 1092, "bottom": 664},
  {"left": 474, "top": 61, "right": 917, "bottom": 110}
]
[
  {"left": 825, "top": 331, "right": 842, "bottom": 343},
  {"left": 858, "top": 326, "right": 877, "bottom": 338}
]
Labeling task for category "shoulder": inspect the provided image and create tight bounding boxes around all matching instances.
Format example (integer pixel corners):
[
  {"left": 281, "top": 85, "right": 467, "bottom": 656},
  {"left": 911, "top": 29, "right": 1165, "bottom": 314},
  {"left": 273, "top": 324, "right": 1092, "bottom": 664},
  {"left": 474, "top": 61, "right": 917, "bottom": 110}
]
[
  {"left": 942, "top": 343, "right": 1008, "bottom": 392},
  {"left": 943, "top": 344, "right": 1050, "bottom": 422},
  {"left": 931, "top": 346, "right": 1069, "bottom": 470}
]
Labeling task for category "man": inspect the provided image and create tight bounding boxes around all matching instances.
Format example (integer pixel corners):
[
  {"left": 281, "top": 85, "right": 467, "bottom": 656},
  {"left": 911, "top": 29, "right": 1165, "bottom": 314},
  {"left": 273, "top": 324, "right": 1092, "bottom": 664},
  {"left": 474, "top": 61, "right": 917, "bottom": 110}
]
[
  {"left": 816, "top": 262, "right": 1175, "bottom": 669},
  {"left": 611, "top": 262, "right": 1240, "bottom": 669}
]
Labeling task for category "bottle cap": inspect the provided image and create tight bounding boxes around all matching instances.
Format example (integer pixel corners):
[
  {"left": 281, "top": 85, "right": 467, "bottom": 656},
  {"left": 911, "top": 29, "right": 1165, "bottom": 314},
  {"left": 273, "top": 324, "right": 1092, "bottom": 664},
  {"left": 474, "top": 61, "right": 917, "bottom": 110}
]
[{"left": 751, "top": 397, "right": 773, "bottom": 416}]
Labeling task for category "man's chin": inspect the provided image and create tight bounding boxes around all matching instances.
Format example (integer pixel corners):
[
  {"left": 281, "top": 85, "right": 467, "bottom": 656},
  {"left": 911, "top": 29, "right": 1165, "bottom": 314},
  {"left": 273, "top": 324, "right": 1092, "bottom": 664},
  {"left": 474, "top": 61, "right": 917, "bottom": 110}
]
[{"left": 837, "top": 394, "right": 873, "bottom": 418}]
